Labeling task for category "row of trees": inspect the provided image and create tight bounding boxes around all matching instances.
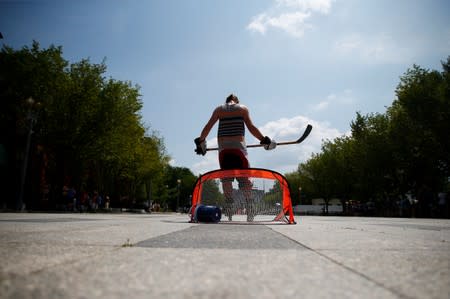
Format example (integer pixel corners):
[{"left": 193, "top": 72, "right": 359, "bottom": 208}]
[
  {"left": 286, "top": 58, "right": 450, "bottom": 217},
  {"left": 0, "top": 41, "right": 196, "bottom": 211},
  {"left": 2, "top": 41, "right": 448, "bottom": 217}
]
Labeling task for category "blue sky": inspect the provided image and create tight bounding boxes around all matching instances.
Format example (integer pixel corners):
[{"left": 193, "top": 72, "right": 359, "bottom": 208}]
[{"left": 2, "top": 0, "right": 450, "bottom": 175}]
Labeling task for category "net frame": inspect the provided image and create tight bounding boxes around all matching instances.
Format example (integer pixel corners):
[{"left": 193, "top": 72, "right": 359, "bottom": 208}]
[{"left": 190, "top": 168, "right": 296, "bottom": 224}]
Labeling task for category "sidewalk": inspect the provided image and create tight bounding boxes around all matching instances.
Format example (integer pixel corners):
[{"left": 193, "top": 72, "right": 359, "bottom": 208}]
[{"left": 0, "top": 213, "right": 449, "bottom": 299}]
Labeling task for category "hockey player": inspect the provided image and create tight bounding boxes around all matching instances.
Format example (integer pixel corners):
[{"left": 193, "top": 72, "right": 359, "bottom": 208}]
[{"left": 195, "top": 94, "right": 276, "bottom": 220}]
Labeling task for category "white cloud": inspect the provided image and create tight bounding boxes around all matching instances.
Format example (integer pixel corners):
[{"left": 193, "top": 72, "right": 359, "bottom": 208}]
[
  {"left": 255, "top": 116, "right": 343, "bottom": 173},
  {"left": 310, "top": 89, "right": 356, "bottom": 111},
  {"left": 333, "top": 33, "right": 415, "bottom": 64},
  {"left": 192, "top": 153, "right": 219, "bottom": 176},
  {"left": 248, "top": 11, "right": 311, "bottom": 38},
  {"left": 312, "top": 100, "right": 330, "bottom": 111},
  {"left": 191, "top": 115, "right": 344, "bottom": 175},
  {"left": 247, "top": 0, "right": 335, "bottom": 38},
  {"left": 275, "top": 0, "right": 334, "bottom": 14},
  {"left": 247, "top": 14, "right": 269, "bottom": 35}
]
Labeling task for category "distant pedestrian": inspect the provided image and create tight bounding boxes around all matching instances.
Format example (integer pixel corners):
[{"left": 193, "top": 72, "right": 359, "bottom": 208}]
[
  {"left": 67, "top": 186, "right": 76, "bottom": 212},
  {"left": 417, "top": 185, "right": 433, "bottom": 218},
  {"left": 105, "top": 195, "right": 110, "bottom": 209},
  {"left": 438, "top": 192, "right": 447, "bottom": 218},
  {"left": 91, "top": 191, "right": 99, "bottom": 211}
]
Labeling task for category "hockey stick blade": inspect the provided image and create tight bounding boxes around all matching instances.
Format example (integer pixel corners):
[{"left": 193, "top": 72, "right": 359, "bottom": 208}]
[
  {"left": 247, "top": 123, "right": 312, "bottom": 148},
  {"left": 204, "top": 124, "right": 313, "bottom": 151}
]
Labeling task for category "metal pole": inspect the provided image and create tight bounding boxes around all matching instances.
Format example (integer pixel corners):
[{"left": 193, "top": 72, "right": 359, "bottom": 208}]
[
  {"left": 147, "top": 179, "right": 152, "bottom": 212},
  {"left": 298, "top": 187, "right": 302, "bottom": 205},
  {"left": 177, "top": 179, "right": 181, "bottom": 212},
  {"left": 18, "top": 99, "right": 36, "bottom": 211}
]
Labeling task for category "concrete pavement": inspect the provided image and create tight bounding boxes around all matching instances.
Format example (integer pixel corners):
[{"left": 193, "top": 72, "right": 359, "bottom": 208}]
[{"left": 0, "top": 213, "right": 449, "bottom": 299}]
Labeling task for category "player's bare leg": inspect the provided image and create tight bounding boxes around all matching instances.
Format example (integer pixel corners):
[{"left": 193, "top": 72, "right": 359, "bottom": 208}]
[
  {"left": 238, "top": 177, "right": 254, "bottom": 222},
  {"left": 222, "top": 178, "right": 234, "bottom": 221}
]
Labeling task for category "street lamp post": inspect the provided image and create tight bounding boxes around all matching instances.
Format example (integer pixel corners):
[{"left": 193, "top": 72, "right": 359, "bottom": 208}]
[
  {"left": 298, "top": 186, "right": 302, "bottom": 205},
  {"left": 147, "top": 179, "right": 152, "bottom": 213},
  {"left": 176, "top": 179, "right": 181, "bottom": 213},
  {"left": 18, "top": 97, "right": 39, "bottom": 211}
]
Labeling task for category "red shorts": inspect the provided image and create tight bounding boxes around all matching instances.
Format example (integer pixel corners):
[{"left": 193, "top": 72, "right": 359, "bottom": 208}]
[{"left": 219, "top": 149, "right": 249, "bottom": 169}]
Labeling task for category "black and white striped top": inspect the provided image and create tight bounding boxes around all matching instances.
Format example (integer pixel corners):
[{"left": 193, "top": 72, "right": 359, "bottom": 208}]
[
  {"left": 217, "top": 103, "right": 246, "bottom": 137},
  {"left": 218, "top": 116, "right": 245, "bottom": 137}
]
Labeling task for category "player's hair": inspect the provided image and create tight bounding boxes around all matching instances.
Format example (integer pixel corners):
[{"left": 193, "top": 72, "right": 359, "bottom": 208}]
[{"left": 226, "top": 94, "right": 239, "bottom": 104}]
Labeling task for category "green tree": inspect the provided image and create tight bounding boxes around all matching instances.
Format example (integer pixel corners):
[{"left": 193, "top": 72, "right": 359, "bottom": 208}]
[
  {"left": 284, "top": 171, "right": 303, "bottom": 205},
  {"left": 297, "top": 152, "right": 335, "bottom": 214},
  {"left": 323, "top": 136, "right": 356, "bottom": 213},
  {"left": 350, "top": 112, "right": 394, "bottom": 202},
  {"left": 388, "top": 61, "right": 450, "bottom": 192},
  {"left": 0, "top": 41, "right": 170, "bottom": 210},
  {"left": 163, "top": 166, "right": 197, "bottom": 211},
  {"left": 293, "top": 57, "right": 449, "bottom": 217},
  {"left": 0, "top": 41, "right": 69, "bottom": 208}
]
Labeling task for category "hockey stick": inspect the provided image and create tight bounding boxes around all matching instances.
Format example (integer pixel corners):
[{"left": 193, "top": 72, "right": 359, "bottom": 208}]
[{"left": 205, "top": 124, "right": 313, "bottom": 151}]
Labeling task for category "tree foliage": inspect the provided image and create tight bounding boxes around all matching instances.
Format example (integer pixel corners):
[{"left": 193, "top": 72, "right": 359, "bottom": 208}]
[
  {"left": 161, "top": 166, "right": 197, "bottom": 211},
  {"left": 0, "top": 41, "right": 170, "bottom": 209},
  {"left": 290, "top": 57, "right": 450, "bottom": 217}
]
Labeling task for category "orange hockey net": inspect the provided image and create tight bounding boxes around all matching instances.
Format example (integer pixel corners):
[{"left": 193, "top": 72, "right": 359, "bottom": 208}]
[{"left": 190, "top": 168, "right": 296, "bottom": 224}]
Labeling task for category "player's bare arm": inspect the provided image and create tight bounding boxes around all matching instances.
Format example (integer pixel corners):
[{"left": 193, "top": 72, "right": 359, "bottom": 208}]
[
  {"left": 242, "top": 107, "right": 264, "bottom": 141},
  {"left": 199, "top": 108, "right": 220, "bottom": 141}
]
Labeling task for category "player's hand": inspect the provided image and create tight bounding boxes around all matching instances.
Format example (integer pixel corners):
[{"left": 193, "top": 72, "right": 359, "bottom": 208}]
[
  {"left": 194, "top": 137, "right": 207, "bottom": 155},
  {"left": 260, "top": 136, "right": 276, "bottom": 150}
]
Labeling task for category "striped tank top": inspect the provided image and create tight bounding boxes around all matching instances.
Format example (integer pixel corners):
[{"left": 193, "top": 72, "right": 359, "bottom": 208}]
[{"left": 217, "top": 104, "right": 245, "bottom": 137}]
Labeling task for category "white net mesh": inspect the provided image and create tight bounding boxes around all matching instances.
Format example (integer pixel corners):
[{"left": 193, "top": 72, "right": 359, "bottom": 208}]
[{"left": 196, "top": 175, "right": 287, "bottom": 222}]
